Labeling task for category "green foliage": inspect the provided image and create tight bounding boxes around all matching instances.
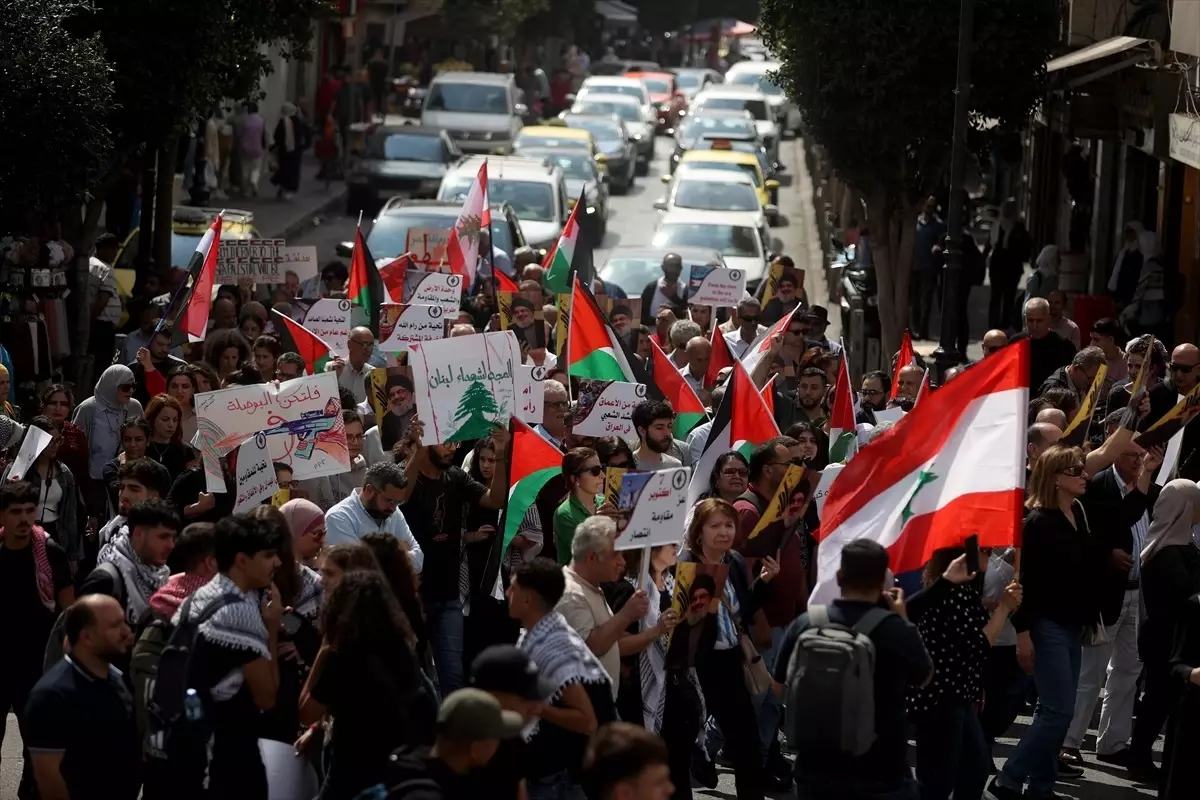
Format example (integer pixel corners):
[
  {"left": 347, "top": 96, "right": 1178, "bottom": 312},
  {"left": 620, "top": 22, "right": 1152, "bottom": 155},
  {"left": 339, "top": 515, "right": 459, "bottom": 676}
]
[
  {"left": 0, "top": 0, "right": 114, "bottom": 225},
  {"left": 442, "top": 0, "right": 552, "bottom": 40},
  {"left": 758, "top": 0, "right": 1058, "bottom": 199}
]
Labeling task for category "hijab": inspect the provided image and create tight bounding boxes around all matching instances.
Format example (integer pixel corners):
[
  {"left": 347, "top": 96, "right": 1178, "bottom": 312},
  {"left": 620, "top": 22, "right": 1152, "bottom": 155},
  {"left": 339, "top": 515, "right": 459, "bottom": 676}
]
[
  {"left": 280, "top": 498, "right": 323, "bottom": 541},
  {"left": 89, "top": 364, "right": 135, "bottom": 478},
  {"left": 1141, "top": 479, "right": 1200, "bottom": 565}
]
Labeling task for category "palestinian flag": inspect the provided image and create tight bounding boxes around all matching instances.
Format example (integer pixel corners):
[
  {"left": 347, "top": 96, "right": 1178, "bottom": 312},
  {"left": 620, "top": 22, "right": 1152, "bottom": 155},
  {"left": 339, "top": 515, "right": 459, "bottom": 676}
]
[
  {"left": 271, "top": 309, "right": 333, "bottom": 375},
  {"left": 157, "top": 214, "right": 222, "bottom": 345},
  {"left": 494, "top": 268, "right": 519, "bottom": 293},
  {"left": 567, "top": 276, "right": 637, "bottom": 382},
  {"left": 348, "top": 224, "right": 386, "bottom": 334},
  {"left": 889, "top": 329, "right": 916, "bottom": 400},
  {"left": 544, "top": 195, "right": 582, "bottom": 294},
  {"left": 687, "top": 359, "right": 781, "bottom": 507},
  {"left": 706, "top": 326, "right": 736, "bottom": 388},
  {"left": 810, "top": 340, "right": 1029, "bottom": 604},
  {"left": 650, "top": 339, "right": 706, "bottom": 438},
  {"left": 760, "top": 375, "right": 776, "bottom": 416},
  {"left": 740, "top": 307, "right": 799, "bottom": 377},
  {"left": 502, "top": 417, "right": 564, "bottom": 552},
  {"left": 829, "top": 352, "right": 858, "bottom": 463}
]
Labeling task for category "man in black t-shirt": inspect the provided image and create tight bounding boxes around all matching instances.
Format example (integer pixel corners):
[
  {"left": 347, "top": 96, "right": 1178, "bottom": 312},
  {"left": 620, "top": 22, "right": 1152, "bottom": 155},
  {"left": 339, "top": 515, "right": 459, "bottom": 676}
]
[
  {"left": 25, "top": 594, "right": 140, "bottom": 800},
  {"left": 396, "top": 424, "right": 509, "bottom": 695},
  {"left": 0, "top": 480, "right": 75, "bottom": 798},
  {"left": 772, "top": 539, "right": 932, "bottom": 799}
]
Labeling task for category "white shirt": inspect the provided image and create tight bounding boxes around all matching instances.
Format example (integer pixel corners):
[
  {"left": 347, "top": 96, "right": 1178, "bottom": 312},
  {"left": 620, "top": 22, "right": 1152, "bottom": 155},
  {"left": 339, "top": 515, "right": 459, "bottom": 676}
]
[
  {"left": 633, "top": 449, "right": 682, "bottom": 470},
  {"left": 723, "top": 327, "right": 764, "bottom": 359},
  {"left": 679, "top": 364, "right": 705, "bottom": 394},
  {"left": 687, "top": 420, "right": 714, "bottom": 464},
  {"left": 1111, "top": 466, "right": 1149, "bottom": 582},
  {"left": 328, "top": 359, "right": 373, "bottom": 404}
]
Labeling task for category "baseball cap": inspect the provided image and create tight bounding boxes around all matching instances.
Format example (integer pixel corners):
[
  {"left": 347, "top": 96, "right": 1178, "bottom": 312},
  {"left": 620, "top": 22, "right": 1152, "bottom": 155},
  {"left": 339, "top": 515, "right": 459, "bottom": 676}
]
[
  {"left": 437, "top": 688, "right": 525, "bottom": 742},
  {"left": 470, "top": 645, "right": 555, "bottom": 701}
]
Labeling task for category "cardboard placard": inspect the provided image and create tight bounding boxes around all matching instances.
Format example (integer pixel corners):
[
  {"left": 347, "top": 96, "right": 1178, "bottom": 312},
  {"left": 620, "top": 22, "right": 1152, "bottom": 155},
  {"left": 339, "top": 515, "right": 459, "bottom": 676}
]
[
  {"left": 687, "top": 266, "right": 747, "bottom": 307},
  {"left": 7, "top": 427, "right": 53, "bottom": 481},
  {"left": 666, "top": 561, "right": 729, "bottom": 668},
  {"left": 277, "top": 246, "right": 319, "bottom": 286},
  {"left": 572, "top": 380, "right": 647, "bottom": 439},
  {"left": 215, "top": 238, "right": 286, "bottom": 282},
  {"left": 405, "top": 271, "right": 464, "bottom": 316},
  {"left": 407, "top": 331, "right": 521, "bottom": 445},
  {"left": 378, "top": 304, "right": 449, "bottom": 352},
  {"left": 612, "top": 466, "right": 691, "bottom": 550},
  {"left": 812, "top": 463, "right": 845, "bottom": 517},
  {"left": 499, "top": 291, "right": 547, "bottom": 351},
  {"left": 296, "top": 298, "right": 352, "bottom": 359},
  {"left": 405, "top": 227, "right": 451, "bottom": 270},
  {"left": 742, "top": 463, "right": 807, "bottom": 557},
  {"left": 232, "top": 432, "right": 279, "bottom": 512},
  {"left": 516, "top": 364, "right": 547, "bottom": 423}
]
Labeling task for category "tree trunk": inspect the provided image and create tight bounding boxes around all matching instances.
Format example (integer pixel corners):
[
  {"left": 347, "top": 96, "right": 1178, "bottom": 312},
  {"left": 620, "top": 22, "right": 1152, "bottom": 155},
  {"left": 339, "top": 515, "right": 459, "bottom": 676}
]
[
  {"left": 71, "top": 196, "right": 107, "bottom": 367},
  {"left": 152, "top": 134, "right": 179, "bottom": 274},
  {"left": 868, "top": 192, "right": 918, "bottom": 359},
  {"left": 136, "top": 147, "right": 157, "bottom": 281}
]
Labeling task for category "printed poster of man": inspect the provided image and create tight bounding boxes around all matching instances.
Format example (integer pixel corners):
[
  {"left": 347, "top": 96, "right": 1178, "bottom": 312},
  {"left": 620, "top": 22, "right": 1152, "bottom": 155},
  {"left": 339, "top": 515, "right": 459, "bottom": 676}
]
[
  {"left": 666, "top": 561, "right": 729, "bottom": 670},
  {"left": 593, "top": 297, "right": 642, "bottom": 346},
  {"left": 760, "top": 262, "right": 806, "bottom": 326},
  {"left": 499, "top": 291, "right": 547, "bottom": 351},
  {"left": 368, "top": 362, "right": 417, "bottom": 457}
]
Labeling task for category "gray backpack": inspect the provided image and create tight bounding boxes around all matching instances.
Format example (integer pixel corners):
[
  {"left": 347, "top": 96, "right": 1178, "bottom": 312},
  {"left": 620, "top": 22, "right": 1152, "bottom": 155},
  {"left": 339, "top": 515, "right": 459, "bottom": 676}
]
[{"left": 784, "top": 605, "right": 890, "bottom": 758}]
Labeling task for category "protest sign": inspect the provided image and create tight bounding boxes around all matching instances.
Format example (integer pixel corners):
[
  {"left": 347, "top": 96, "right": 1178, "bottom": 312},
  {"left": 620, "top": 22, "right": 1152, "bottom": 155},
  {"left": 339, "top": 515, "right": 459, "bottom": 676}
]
[
  {"left": 379, "top": 304, "right": 448, "bottom": 352},
  {"left": 572, "top": 380, "right": 647, "bottom": 439},
  {"left": 760, "top": 261, "right": 805, "bottom": 319},
  {"left": 406, "top": 227, "right": 450, "bottom": 269},
  {"left": 1061, "top": 364, "right": 1107, "bottom": 446},
  {"left": 297, "top": 298, "right": 352, "bottom": 358},
  {"left": 405, "top": 271, "right": 464, "bottom": 316},
  {"left": 873, "top": 406, "right": 906, "bottom": 425},
  {"left": 516, "top": 364, "right": 546, "bottom": 423},
  {"left": 407, "top": 331, "right": 521, "bottom": 445},
  {"left": 278, "top": 246, "right": 319, "bottom": 286},
  {"left": 743, "top": 463, "right": 807, "bottom": 557},
  {"left": 368, "top": 362, "right": 412, "bottom": 425},
  {"left": 555, "top": 293, "right": 571, "bottom": 353},
  {"left": 604, "top": 467, "right": 627, "bottom": 507},
  {"left": 6, "top": 426, "right": 53, "bottom": 481},
  {"left": 666, "top": 560, "right": 728, "bottom": 668},
  {"left": 500, "top": 291, "right": 547, "bottom": 350},
  {"left": 193, "top": 372, "right": 350, "bottom": 491},
  {"left": 231, "top": 433, "right": 279, "bottom": 512},
  {"left": 215, "top": 239, "right": 285, "bottom": 282},
  {"left": 1135, "top": 383, "right": 1200, "bottom": 450},
  {"left": 594, "top": 296, "right": 640, "bottom": 342},
  {"left": 687, "top": 266, "right": 746, "bottom": 307},
  {"left": 613, "top": 466, "right": 691, "bottom": 549}
]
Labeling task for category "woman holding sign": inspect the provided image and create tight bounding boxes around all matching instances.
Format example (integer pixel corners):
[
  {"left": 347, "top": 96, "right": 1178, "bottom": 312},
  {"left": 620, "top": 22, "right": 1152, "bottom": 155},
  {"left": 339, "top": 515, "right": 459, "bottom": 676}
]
[{"left": 554, "top": 447, "right": 606, "bottom": 566}]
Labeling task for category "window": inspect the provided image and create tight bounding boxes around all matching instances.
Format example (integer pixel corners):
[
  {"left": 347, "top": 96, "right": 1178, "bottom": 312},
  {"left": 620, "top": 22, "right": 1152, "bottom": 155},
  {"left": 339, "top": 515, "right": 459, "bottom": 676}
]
[
  {"left": 367, "top": 213, "right": 515, "bottom": 258},
  {"left": 674, "top": 73, "right": 702, "bottom": 89},
  {"left": 584, "top": 84, "right": 646, "bottom": 104},
  {"left": 683, "top": 160, "right": 761, "bottom": 187},
  {"left": 536, "top": 153, "right": 594, "bottom": 181},
  {"left": 680, "top": 116, "right": 756, "bottom": 141},
  {"left": 729, "top": 73, "right": 784, "bottom": 96},
  {"left": 368, "top": 133, "right": 447, "bottom": 162},
  {"left": 642, "top": 77, "right": 671, "bottom": 94},
  {"left": 652, "top": 224, "right": 762, "bottom": 259},
  {"left": 697, "top": 97, "right": 769, "bottom": 121},
  {"left": 441, "top": 179, "right": 556, "bottom": 222},
  {"left": 426, "top": 82, "right": 511, "bottom": 114},
  {"left": 576, "top": 101, "right": 640, "bottom": 125},
  {"left": 674, "top": 180, "right": 759, "bottom": 212},
  {"left": 566, "top": 117, "right": 623, "bottom": 142}
]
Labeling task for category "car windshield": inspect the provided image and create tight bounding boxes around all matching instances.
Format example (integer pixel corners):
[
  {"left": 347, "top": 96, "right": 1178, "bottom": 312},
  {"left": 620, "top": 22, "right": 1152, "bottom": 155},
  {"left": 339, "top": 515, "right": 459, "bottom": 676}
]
[
  {"left": 516, "top": 133, "right": 589, "bottom": 152},
  {"left": 700, "top": 140, "right": 769, "bottom": 172},
  {"left": 583, "top": 84, "right": 646, "bottom": 103},
  {"left": 530, "top": 152, "right": 593, "bottom": 180},
  {"left": 674, "top": 73, "right": 703, "bottom": 89},
  {"left": 598, "top": 256, "right": 719, "bottom": 293},
  {"left": 642, "top": 77, "right": 671, "bottom": 94},
  {"left": 441, "top": 179, "right": 556, "bottom": 222},
  {"left": 368, "top": 133, "right": 446, "bottom": 162},
  {"left": 425, "top": 82, "right": 510, "bottom": 114},
  {"left": 576, "top": 101, "right": 639, "bottom": 124},
  {"left": 680, "top": 115, "right": 756, "bottom": 142},
  {"left": 683, "top": 159, "right": 761, "bottom": 187},
  {"left": 367, "top": 213, "right": 514, "bottom": 258},
  {"left": 697, "top": 97, "right": 769, "bottom": 121},
  {"left": 653, "top": 223, "right": 761, "bottom": 259},
  {"left": 565, "top": 117, "right": 622, "bottom": 142},
  {"left": 729, "top": 73, "right": 784, "bottom": 96},
  {"left": 674, "top": 180, "right": 759, "bottom": 212}
]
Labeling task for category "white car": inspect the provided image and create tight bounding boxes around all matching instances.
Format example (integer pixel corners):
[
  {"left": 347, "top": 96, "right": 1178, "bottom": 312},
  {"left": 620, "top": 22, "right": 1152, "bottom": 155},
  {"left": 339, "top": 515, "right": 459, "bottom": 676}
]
[
  {"left": 578, "top": 76, "right": 654, "bottom": 122},
  {"left": 654, "top": 167, "right": 774, "bottom": 222},
  {"left": 437, "top": 155, "right": 569, "bottom": 252},
  {"left": 725, "top": 61, "right": 801, "bottom": 133},
  {"left": 691, "top": 86, "right": 781, "bottom": 165},
  {"left": 652, "top": 208, "right": 778, "bottom": 283}
]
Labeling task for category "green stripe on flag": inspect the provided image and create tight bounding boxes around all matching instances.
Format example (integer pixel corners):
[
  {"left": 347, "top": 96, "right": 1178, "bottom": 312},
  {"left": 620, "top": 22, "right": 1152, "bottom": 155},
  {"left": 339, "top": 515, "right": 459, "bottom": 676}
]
[
  {"left": 829, "top": 430, "right": 857, "bottom": 464},
  {"left": 571, "top": 348, "right": 627, "bottom": 382},
  {"left": 503, "top": 467, "right": 561, "bottom": 551},
  {"left": 674, "top": 412, "right": 704, "bottom": 440}
]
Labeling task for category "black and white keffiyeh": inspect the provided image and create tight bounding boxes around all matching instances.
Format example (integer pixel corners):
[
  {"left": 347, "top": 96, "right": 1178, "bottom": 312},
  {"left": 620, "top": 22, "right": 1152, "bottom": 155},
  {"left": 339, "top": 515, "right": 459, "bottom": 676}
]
[
  {"left": 99, "top": 531, "right": 169, "bottom": 623},
  {"left": 518, "top": 610, "right": 611, "bottom": 739},
  {"left": 293, "top": 565, "right": 323, "bottom": 620},
  {"left": 172, "top": 573, "right": 270, "bottom": 659}
]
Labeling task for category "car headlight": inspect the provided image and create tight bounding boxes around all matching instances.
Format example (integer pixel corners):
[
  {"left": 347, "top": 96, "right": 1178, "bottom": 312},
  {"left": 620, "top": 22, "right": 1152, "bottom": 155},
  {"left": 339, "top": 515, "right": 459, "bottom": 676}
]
[{"left": 632, "top": 133, "right": 643, "bottom": 140}]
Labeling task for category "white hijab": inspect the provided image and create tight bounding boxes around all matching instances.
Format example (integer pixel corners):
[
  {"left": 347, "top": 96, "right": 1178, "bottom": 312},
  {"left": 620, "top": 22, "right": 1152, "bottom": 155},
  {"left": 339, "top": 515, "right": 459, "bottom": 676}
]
[{"left": 1142, "top": 479, "right": 1200, "bottom": 565}]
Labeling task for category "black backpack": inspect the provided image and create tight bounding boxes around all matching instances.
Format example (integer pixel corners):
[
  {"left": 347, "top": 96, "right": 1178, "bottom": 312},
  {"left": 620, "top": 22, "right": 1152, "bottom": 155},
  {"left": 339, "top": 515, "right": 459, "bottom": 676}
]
[
  {"left": 44, "top": 562, "right": 126, "bottom": 672},
  {"left": 143, "top": 592, "right": 243, "bottom": 762}
]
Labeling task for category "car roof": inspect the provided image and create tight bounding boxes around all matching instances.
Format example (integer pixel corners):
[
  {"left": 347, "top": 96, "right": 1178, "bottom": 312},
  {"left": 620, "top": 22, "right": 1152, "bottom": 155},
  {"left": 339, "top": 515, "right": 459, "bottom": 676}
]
[
  {"left": 583, "top": 76, "right": 646, "bottom": 89},
  {"left": 446, "top": 155, "right": 561, "bottom": 180},
  {"left": 687, "top": 107, "right": 755, "bottom": 120},
  {"left": 574, "top": 93, "right": 639, "bottom": 107},
  {"left": 625, "top": 71, "right": 672, "bottom": 81},
  {"left": 518, "top": 126, "right": 591, "bottom": 140},
  {"left": 680, "top": 149, "right": 759, "bottom": 166},
  {"left": 432, "top": 71, "right": 512, "bottom": 85},
  {"left": 696, "top": 86, "right": 769, "bottom": 102},
  {"left": 380, "top": 199, "right": 511, "bottom": 217},
  {"left": 563, "top": 112, "right": 623, "bottom": 127},
  {"left": 660, "top": 208, "right": 763, "bottom": 226},
  {"left": 673, "top": 167, "right": 755, "bottom": 185}
]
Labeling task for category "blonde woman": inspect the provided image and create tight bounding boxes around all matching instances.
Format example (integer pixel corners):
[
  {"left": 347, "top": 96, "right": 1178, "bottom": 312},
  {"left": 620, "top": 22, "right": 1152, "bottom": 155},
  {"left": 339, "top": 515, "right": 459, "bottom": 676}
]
[{"left": 990, "top": 445, "right": 1104, "bottom": 800}]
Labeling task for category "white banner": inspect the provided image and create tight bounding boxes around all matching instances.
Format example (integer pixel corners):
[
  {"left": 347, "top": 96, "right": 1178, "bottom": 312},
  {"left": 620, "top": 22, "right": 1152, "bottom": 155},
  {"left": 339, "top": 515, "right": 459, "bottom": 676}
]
[
  {"left": 516, "top": 364, "right": 547, "bottom": 424},
  {"left": 572, "top": 380, "right": 647, "bottom": 440},
  {"left": 378, "top": 304, "right": 449, "bottom": 352},
  {"left": 405, "top": 271, "right": 464, "bottom": 316},
  {"left": 405, "top": 227, "right": 450, "bottom": 270},
  {"left": 193, "top": 373, "right": 350, "bottom": 492},
  {"left": 407, "top": 331, "right": 521, "bottom": 445},
  {"left": 233, "top": 432, "right": 279, "bottom": 512},
  {"left": 297, "top": 298, "right": 352, "bottom": 358},
  {"left": 277, "top": 246, "right": 319, "bottom": 285},
  {"left": 687, "top": 265, "right": 747, "bottom": 307},
  {"left": 613, "top": 467, "right": 692, "bottom": 550},
  {"left": 215, "top": 238, "right": 286, "bottom": 282},
  {"left": 7, "top": 427, "right": 52, "bottom": 482}
]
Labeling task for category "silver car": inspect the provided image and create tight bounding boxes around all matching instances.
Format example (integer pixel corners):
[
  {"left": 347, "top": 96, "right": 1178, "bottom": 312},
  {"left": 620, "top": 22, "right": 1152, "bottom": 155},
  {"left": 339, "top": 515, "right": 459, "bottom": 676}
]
[
  {"left": 568, "top": 94, "right": 655, "bottom": 175},
  {"left": 421, "top": 72, "right": 526, "bottom": 154}
]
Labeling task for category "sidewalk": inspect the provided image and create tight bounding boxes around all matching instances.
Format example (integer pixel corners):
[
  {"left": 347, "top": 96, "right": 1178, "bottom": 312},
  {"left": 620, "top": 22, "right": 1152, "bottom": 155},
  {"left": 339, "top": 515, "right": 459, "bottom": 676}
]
[{"left": 224, "top": 154, "right": 346, "bottom": 241}]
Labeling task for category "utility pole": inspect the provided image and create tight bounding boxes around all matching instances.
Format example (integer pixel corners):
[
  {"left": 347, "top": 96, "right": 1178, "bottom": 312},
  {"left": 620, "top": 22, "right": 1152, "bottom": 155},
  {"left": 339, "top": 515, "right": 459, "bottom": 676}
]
[{"left": 932, "top": 0, "right": 975, "bottom": 380}]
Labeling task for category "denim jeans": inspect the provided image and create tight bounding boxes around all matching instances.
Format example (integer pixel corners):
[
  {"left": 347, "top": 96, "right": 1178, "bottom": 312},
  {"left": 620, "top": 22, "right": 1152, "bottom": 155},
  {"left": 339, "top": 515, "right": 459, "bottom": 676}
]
[
  {"left": 998, "top": 619, "right": 1083, "bottom": 796},
  {"left": 422, "top": 594, "right": 465, "bottom": 696},
  {"left": 527, "top": 769, "right": 587, "bottom": 800},
  {"left": 913, "top": 699, "right": 989, "bottom": 800},
  {"left": 754, "top": 626, "right": 786, "bottom": 755}
]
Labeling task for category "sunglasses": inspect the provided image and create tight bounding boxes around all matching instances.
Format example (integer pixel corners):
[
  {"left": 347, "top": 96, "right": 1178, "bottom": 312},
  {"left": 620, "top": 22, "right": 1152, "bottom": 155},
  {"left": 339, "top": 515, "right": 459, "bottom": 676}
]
[
  {"left": 740, "top": 315, "right": 758, "bottom": 323},
  {"left": 1059, "top": 465, "right": 1085, "bottom": 477},
  {"left": 575, "top": 465, "right": 605, "bottom": 477},
  {"left": 1169, "top": 362, "right": 1198, "bottom": 373},
  {"left": 721, "top": 467, "right": 749, "bottom": 477}
]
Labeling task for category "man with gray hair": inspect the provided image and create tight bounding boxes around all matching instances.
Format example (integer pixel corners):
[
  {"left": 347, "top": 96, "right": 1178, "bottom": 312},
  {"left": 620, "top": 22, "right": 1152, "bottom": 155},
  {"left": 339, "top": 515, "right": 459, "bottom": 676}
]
[
  {"left": 668, "top": 319, "right": 702, "bottom": 369},
  {"left": 1017, "top": 295, "right": 1077, "bottom": 394},
  {"left": 724, "top": 297, "right": 767, "bottom": 358},
  {"left": 1038, "top": 345, "right": 1106, "bottom": 400},
  {"left": 556, "top": 516, "right": 654, "bottom": 698}
]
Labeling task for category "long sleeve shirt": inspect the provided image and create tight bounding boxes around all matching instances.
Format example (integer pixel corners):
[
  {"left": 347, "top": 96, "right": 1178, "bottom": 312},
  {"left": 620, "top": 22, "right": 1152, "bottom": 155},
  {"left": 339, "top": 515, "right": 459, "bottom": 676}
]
[{"left": 324, "top": 489, "right": 424, "bottom": 572}]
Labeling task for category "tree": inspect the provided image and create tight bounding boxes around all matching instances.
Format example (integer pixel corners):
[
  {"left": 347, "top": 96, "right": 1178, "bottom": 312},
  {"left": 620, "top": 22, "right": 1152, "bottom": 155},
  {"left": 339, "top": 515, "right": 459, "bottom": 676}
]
[
  {"left": 452, "top": 380, "right": 503, "bottom": 441},
  {"left": 442, "top": 0, "right": 551, "bottom": 41},
  {"left": 0, "top": 0, "right": 114, "bottom": 231},
  {"left": 759, "top": 0, "right": 1058, "bottom": 356}
]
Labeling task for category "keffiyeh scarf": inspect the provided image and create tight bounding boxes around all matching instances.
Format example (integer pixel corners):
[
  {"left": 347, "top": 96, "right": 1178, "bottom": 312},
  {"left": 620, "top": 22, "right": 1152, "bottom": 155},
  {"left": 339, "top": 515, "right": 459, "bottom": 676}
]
[
  {"left": 100, "top": 532, "right": 169, "bottom": 623},
  {"left": 148, "top": 572, "right": 210, "bottom": 620},
  {"left": 518, "top": 610, "right": 611, "bottom": 740},
  {"left": 293, "top": 565, "right": 323, "bottom": 620},
  {"left": 172, "top": 573, "right": 270, "bottom": 659},
  {"left": 626, "top": 574, "right": 668, "bottom": 733}
]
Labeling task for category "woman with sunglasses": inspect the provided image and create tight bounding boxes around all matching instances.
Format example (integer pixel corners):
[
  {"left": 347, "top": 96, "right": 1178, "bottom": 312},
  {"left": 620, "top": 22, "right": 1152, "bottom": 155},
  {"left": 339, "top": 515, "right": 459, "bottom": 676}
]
[
  {"left": 72, "top": 364, "right": 144, "bottom": 519},
  {"left": 2, "top": 416, "right": 85, "bottom": 569},
  {"left": 990, "top": 445, "right": 1104, "bottom": 800},
  {"left": 553, "top": 447, "right": 605, "bottom": 566}
]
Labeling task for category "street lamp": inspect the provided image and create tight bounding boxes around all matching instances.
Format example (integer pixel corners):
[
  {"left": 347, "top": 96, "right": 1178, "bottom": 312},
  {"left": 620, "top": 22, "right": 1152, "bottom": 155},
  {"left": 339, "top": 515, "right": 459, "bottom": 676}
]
[{"left": 932, "top": 0, "right": 975, "bottom": 379}]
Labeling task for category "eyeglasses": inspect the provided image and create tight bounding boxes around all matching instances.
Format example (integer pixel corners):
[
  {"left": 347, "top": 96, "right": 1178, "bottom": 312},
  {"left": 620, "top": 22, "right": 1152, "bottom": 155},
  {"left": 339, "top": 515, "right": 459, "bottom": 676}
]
[
  {"left": 861, "top": 388, "right": 885, "bottom": 397},
  {"left": 350, "top": 339, "right": 374, "bottom": 349},
  {"left": 1169, "top": 362, "right": 1198, "bottom": 373},
  {"left": 721, "top": 467, "right": 749, "bottom": 477},
  {"left": 1058, "top": 465, "right": 1085, "bottom": 477},
  {"left": 575, "top": 465, "right": 605, "bottom": 477}
]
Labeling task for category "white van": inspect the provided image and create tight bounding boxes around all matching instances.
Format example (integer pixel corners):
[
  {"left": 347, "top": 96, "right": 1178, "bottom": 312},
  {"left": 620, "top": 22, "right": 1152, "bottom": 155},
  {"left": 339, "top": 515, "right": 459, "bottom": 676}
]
[{"left": 421, "top": 72, "right": 526, "bottom": 155}]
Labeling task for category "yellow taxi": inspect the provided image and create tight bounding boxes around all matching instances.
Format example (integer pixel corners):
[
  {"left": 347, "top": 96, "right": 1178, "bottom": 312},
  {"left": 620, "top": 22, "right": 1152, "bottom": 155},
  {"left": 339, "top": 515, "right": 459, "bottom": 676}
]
[
  {"left": 669, "top": 145, "right": 780, "bottom": 219},
  {"left": 512, "top": 124, "right": 607, "bottom": 171}
]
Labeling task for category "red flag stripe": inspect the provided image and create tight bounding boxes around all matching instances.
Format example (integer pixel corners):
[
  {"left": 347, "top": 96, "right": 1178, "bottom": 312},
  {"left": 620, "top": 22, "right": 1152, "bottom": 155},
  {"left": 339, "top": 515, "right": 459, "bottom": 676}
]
[
  {"left": 887, "top": 489, "right": 1026, "bottom": 573},
  {"left": 889, "top": 329, "right": 915, "bottom": 400},
  {"left": 706, "top": 327, "right": 736, "bottom": 388}
]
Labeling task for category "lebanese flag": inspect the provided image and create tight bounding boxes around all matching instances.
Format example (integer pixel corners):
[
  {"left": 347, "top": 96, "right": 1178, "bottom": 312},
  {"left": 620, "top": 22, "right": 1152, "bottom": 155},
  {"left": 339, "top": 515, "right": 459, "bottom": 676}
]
[
  {"left": 760, "top": 375, "right": 777, "bottom": 417},
  {"left": 650, "top": 339, "right": 707, "bottom": 438},
  {"left": 502, "top": 418, "right": 564, "bottom": 552},
  {"left": 176, "top": 214, "right": 222, "bottom": 343},
  {"left": 829, "top": 351, "right": 858, "bottom": 463},
  {"left": 348, "top": 224, "right": 387, "bottom": 333},
  {"left": 544, "top": 197, "right": 582, "bottom": 294},
  {"left": 740, "top": 306, "right": 798, "bottom": 377},
  {"left": 688, "top": 359, "right": 781, "bottom": 507},
  {"left": 706, "top": 327, "right": 736, "bottom": 388},
  {"left": 271, "top": 309, "right": 334, "bottom": 375},
  {"left": 446, "top": 161, "right": 488, "bottom": 289},
  {"left": 568, "top": 276, "right": 637, "bottom": 383},
  {"left": 811, "top": 339, "right": 1029, "bottom": 603},
  {"left": 889, "top": 329, "right": 916, "bottom": 400}
]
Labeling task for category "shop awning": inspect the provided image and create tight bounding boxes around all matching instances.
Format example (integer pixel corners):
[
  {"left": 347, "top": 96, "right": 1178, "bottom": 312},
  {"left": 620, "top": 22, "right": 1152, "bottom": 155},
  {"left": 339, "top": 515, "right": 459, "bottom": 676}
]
[
  {"left": 595, "top": 0, "right": 637, "bottom": 24},
  {"left": 1046, "top": 36, "right": 1156, "bottom": 87}
]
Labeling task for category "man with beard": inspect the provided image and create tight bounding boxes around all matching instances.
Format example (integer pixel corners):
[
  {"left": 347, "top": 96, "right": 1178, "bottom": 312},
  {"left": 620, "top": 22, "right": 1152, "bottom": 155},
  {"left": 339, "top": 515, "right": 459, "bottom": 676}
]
[
  {"left": 610, "top": 304, "right": 635, "bottom": 341},
  {"left": 797, "top": 367, "right": 828, "bottom": 426},
  {"left": 762, "top": 268, "right": 802, "bottom": 327},
  {"left": 297, "top": 411, "right": 370, "bottom": 509},
  {"left": 631, "top": 401, "right": 681, "bottom": 469},
  {"left": 324, "top": 461, "right": 424, "bottom": 569},
  {"left": 509, "top": 295, "right": 544, "bottom": 351},
  {"left": 128, "top": 327, "right": 187, "bottom": 407},
  {"left": 389, "top": 424, "right": 509, "bottom": 694},
  {"left": 1107, "top": 335, "right": 1174, "bottom": 430},
  {"left": 640, "top": 253, "right": 688, "bottom": 326},
  {"left": 26, "top": 595, "right": 141, "bottom": 800},
  {"left": 365, "top": 374, "right": 417, "bottom": 465},
  {"left": 858, "top": 370, "right": 890, "bottom": 423},
  {"left": 275, "top": 351, "right": 305, "bottom": 381},
  {"left": 80, "top": 499, "right": 178, "bottom": 633}
]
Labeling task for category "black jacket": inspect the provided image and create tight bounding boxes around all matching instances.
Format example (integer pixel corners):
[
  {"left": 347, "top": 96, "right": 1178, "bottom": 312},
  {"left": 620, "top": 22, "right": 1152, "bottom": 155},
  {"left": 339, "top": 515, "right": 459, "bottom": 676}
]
[
  {"left": 1107, "top": 379, "right": 1178, "bottom": 433},
  {"left": 639, "top": 280, "right": 687, "bottom": 326},
  {"left": 1139, "top": 544, "right": 1200, "bottom": 663},
  {"left": 1010, "top": 331, "right": 1076, "bottom": 395},
  {"left": 1082, "top": 467, "right": 1158, "bottom": 626}
]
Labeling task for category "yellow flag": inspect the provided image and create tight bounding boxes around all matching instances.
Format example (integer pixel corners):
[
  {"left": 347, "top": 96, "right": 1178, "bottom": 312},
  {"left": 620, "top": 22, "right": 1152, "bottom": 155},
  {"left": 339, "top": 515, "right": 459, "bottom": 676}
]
[
  {"left": 747, "top": 464, "right": 806, "bottom": 541},
  {"left": 1134, "top": 382, "right": 1200, "bottom": 449},
  {"left": 1061, "top": 363, "right": 1107, "bottom": 442},
  {"left": 369, "top": 367, "right": 389, "bottom": 423}
]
